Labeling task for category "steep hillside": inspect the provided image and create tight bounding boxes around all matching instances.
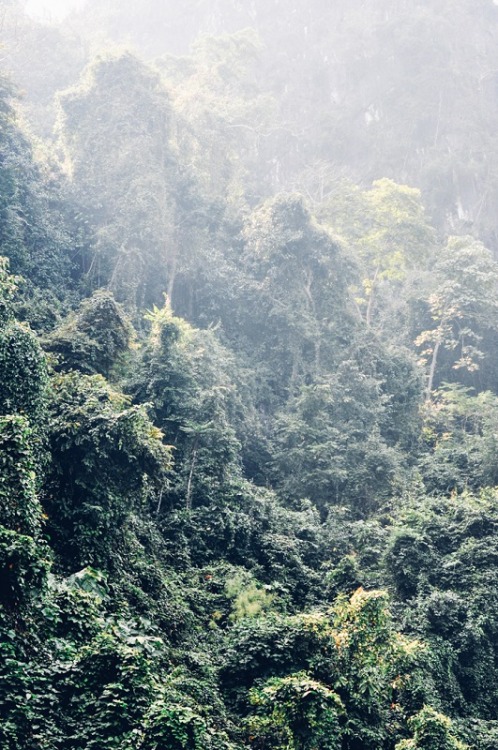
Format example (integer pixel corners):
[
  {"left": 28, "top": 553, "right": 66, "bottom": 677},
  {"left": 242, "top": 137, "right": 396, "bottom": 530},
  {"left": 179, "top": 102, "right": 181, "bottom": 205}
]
[{"left": 1, "top": 3, "right": 498, "bottom": 749}]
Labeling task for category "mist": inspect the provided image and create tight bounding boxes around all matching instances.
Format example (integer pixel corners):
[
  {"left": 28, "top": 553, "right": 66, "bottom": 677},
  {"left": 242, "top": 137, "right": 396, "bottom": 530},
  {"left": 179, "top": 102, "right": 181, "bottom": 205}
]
[{"left": 1, "top": 2, "right": 498, "bottom": 749}]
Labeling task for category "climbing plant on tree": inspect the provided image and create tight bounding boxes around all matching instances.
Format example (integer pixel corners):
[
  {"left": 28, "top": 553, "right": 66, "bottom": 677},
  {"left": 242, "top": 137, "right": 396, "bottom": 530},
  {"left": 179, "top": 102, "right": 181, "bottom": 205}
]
[{"left": 416, "top": 236, "right": 498, "bottom": 397}]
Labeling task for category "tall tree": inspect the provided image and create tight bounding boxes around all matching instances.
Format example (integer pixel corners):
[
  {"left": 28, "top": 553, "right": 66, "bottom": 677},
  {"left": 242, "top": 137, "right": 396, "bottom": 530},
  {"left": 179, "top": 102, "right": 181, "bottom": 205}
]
[
  {"left": 415, "top": 236, "right": 498, "bottom": 397},
  {"left": 0, "top": 73, "right": 74, "bottom": 297},
  {"left": 239, "top": 193, "right": 355, "bottom": 397},
  {"left": 58, "top": 52, "right": 177, "bottom": 308}
]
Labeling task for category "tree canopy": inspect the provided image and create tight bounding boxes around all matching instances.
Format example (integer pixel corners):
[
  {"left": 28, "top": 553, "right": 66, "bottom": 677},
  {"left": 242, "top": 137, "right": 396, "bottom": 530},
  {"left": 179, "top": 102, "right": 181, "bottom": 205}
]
[{"left": 1, "top": 3, "right": 498, "bottom": 748}]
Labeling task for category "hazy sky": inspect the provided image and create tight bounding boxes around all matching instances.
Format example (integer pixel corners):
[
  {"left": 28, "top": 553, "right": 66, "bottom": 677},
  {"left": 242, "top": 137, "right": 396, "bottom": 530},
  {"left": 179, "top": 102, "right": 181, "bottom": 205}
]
[{"left": 25, "top": 0, "right": 84, "bottom": 21}]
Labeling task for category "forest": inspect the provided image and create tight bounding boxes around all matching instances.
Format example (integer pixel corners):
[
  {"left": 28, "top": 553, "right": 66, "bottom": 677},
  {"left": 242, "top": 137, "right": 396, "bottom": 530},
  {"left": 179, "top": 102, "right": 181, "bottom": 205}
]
[{"left": 2, "top": 0, "right": 498, "bottom": 747}]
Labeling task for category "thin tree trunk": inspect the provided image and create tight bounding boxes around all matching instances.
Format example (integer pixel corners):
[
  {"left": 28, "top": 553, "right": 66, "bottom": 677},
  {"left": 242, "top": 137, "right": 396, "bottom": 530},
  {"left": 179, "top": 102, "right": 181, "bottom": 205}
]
[
  {"left": 365, "top": 267, "right": 379, "bottom": 328},
  {"left": 185, "top": 437, "right": 199, "bottom": 511},
  {"left": 303, "top": 268, "right": 320, "bottom": 373},
  {"left": 156, "top": 488, "right": 163, "bottom": 516},
  {"left": 426, "top": 339, "right": 441, "bottom": 399}
]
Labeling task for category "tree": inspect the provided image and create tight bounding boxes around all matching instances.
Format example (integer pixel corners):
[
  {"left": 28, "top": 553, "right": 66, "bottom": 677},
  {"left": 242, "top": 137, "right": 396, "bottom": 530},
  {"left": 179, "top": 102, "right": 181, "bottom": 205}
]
[
  {"left": 44, "top": 289, "right": 133, "bottom": 377},
  {"left": 418, "top": 385, "right": 498, "bottom": 494},
  {"left": 248, "top": 672, "right": 344, "bottom": 750},
  {"left": 396, "top": 706, "right": 468, "bottom": 750},
  {"left": 415, "top": 236, "right": 498, "bottom": 397},
  {"left": 359, "top": 179, "right": 434, "bottom": 327},
  {"left": 386, "top": 489, "right": 498, "bottom": 717},
  {"left": 240, "top": 193, "right": 355, "bottom": 396},
  {"left": 271, "top": 359, "right": 404, "bottom": 515},
  {"left": 0, "top": 257, "right": 48, "bottom": 456},
  {"left": 319, "top": 178, "right": 434, "bottom": 331},
  {"left": 58, "top": 52, "right": 177, "bottom": 308},
  {"left": 242, "top": 589, "right": 428, "bottom": 750},
  {"left": 158, "top": 29, "right": 276, "bottom": 205},
  {"left": 135, "top": 299, "right": 242, "bottom": 512},
  {"left": 0, "top": 75, "right": 74, "bottom": 295},
  {"left": 44, "top": 371, "right": 172, "bottom": 569},
  {"left": 0, "top": 415, "right": 49, "bottom": 610}
]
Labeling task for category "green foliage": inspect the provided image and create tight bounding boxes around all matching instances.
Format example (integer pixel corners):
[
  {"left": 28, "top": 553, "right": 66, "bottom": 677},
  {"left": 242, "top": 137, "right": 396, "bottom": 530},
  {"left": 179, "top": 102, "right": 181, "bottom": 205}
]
[
  {"left": 45, "top": 372, "right": 172, "bottom": 568},
  {"left": 229, "top": 589, "right": 426, "bottom": 750},
  {"left": 0, "top": 75, "right": 74, "bottom": 292},
  {"left": 386, "top": 490, "right": 498, "bottom": 718},
  {"left": 158, "top": 28, "right": 273, "bottom": 206},
  {"left": 0, "top": 320, "right": 48, "bottom": 421},
  {"left": 331, "top": 589, "right": 411, "bottom": 749},
  {"left": 272, "top": 360, "right": 404, "bottom": 515},
  {"left": 221, "top": 614, "right": 322, "bottom": 697},
  {"left": 5, "top": 7, "right": 498, "bottom": 749},
  {"left": 0, "top": 415, "right": 42, "bottom": 535},
  {"left": 225, "top": 570, "right": 275, "bottom": 622},
  {"left": 45, "top": 289, "right": 133, "bottom": 376},
  {"left": 385, "top": 528, "right": 435, "bottom": 599},
  {"left": 418, "top": 385, "right": 498, "bottom": 494},
  {"left": 321, "top": 178, "right": 434, "bottom": 329},
  {"left": 0, "top": 255, "right": 20, "bottom": 325},
  {"left": 0, "top": 258, "right": 48, "bottom": 427},
  {"left": 240, "top": 193, "right": 355, "bottom": 394},
  {"left": 0, "top": 415, "right": 49, "bottom": 611},
  {"left": 136, "top": 299, "right": 242, "bottom": 511},
  {"left": 248, "top": 672, "right": 344, "bottom": 750},
  {"left": 142, "top": 658, "right": 241, "bottom": 750},
  {"left": 142, "top": 700, "right": 208, "bottom": 750},
  {"left": 0, "top": 526, "right": 49, "bottom": 608},
  {"left": 58, "top": 52, "right": 177, "bottom": 307},
  {"left": 396, "top": 706, "right": 468, "bottom": 750},
  {"left": 59, "top": 626, "right": 161, "bottom": 749},
  {"left": 416, "top": 237, "right": 498, "bottom": 395},
  {"left": 0, "top": 620, "right": 60, "bottom": 750},
  {"left": 157, "top": 485, "right": 324, "bottom": 609}
]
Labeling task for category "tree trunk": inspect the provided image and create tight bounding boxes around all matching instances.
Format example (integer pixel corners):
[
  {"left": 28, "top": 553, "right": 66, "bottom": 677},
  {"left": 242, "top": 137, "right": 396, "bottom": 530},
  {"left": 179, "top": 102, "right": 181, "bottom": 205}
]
[
  {"left": 426, "top": 339, "right": 441, "bottom": 399},
  {"left": 185, "top": 437, "right": 199, "bottom": 511},
  {"left": 365, "top": 267, "right": 379, "bottom": 328}
]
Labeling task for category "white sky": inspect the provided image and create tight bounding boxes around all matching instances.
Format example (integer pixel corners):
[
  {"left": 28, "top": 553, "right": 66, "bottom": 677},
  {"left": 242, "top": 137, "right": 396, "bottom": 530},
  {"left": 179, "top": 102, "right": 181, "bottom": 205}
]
[{"left": 24, "top": 0, "right": 85, "bottom": 22}]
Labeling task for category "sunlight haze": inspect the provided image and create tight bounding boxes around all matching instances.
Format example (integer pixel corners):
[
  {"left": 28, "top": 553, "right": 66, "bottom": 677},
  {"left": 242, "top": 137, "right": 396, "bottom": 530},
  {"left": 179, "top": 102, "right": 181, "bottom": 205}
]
[{"left": 25, "top": 0, "right": 84, "bottom": 21}]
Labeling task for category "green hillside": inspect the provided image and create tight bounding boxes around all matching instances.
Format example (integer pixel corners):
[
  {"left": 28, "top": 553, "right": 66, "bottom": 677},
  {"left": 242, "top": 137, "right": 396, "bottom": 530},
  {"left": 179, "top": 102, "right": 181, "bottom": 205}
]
[{"left": 1, "top": 2, "right": 498, "bottom": 748}]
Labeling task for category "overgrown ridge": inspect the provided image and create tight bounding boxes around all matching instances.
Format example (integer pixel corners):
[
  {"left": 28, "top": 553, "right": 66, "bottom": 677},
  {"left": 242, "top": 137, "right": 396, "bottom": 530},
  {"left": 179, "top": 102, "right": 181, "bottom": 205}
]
[{"left": 2, "top": 1, "right": 498, "bottom": 748}]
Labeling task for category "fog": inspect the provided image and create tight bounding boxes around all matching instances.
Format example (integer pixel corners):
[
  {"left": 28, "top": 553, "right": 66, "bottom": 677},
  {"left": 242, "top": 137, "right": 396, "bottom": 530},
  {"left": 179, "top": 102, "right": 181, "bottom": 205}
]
[
  {"left": 24, "top": 0, "right": 84, "bottom": 21},
  {"left": 2, "top": 5, "right": 498, "bottom": 748},
  {"left": 5, "top": 0, "right": 498, "bottom": 246}
]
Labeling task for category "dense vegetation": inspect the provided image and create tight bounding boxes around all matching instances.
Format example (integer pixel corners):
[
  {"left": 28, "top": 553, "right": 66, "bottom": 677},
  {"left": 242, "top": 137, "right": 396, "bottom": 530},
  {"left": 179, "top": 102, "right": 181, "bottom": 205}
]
[{"left": 2, "top": 1, "right": 498, "bottom": 747}]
